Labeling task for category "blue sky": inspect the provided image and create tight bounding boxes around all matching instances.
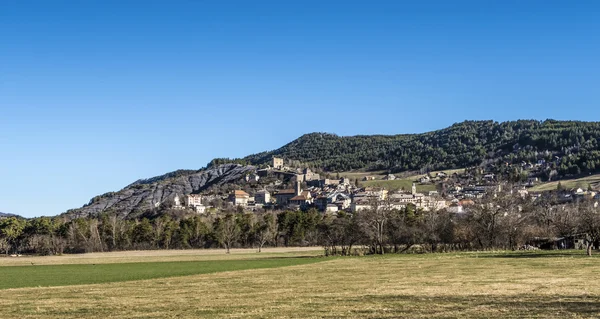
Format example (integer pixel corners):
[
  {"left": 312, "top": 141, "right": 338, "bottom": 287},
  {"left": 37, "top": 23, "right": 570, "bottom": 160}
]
[{"left": 1, "top": 1, "right": 599, "bottom": 217}]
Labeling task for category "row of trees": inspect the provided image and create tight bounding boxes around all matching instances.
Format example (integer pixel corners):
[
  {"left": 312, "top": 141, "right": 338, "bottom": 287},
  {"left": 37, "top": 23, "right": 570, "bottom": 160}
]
[{"left": 2, "top": 192, "right": 600, "bottom": 256}]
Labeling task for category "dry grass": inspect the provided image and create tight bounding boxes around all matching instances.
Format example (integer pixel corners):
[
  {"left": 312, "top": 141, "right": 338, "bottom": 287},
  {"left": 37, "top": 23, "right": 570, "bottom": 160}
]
[
  {"left": 1, "top": 251, "right": 600, "bottom": 318},
  {"left": 339, "top": 168, "right": 465, "bottom": 182},
  {"left": 0, "top": 247, "right": 322, "bottom": 266},
  {"left": 338, "top": 170, "right": 387, "bottom": 179},
  {"left": 530, "top": 174, "right": 600, "bottom": 192}
]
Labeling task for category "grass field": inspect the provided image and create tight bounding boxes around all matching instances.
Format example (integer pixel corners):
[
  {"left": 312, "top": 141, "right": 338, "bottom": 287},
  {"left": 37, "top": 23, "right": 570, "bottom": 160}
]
[
  {"left": 338, "top": 170, "right": 387, "bottom": 180},
  {"left": 0, "top": 247, "right": 322, "bottom": 266},
  {"left": 348, "top": 168, "right": 465, "bottom": 192},
  {"left": 530, "top": 174, "right": 600, "bottom": 191},
  {"left": 2, "top": 250, "right": 600, "bottom": 318},
  {"left": 0, "top": 257, "right": 325, "bottom": 290}
]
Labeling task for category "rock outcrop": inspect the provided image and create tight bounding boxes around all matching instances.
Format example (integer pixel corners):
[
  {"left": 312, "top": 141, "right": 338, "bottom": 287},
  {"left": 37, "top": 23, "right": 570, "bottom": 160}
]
[{"left": 65, "top": 164, "right": 255, "bottom": 219}]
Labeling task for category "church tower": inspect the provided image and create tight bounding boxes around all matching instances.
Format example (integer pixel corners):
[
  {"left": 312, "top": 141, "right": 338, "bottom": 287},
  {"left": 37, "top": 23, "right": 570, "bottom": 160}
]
[{"left": 411, "top": 183, "right": 417, "bottom": 195}]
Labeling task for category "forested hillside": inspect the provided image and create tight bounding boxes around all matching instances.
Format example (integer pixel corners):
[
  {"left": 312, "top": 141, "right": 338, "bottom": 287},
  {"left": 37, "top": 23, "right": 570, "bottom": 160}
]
[{"left": 212, "top": 120, "right": 600, "bottom": 178}]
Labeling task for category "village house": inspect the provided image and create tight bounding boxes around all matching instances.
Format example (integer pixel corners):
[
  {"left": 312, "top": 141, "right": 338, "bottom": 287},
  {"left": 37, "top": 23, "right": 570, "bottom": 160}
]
[
  {"left": 290, "top": 191, "right": 312, "bottom": 209},
  {"left": 185, "top": 194, "right": 207, "bottom": 213},
  {"left": 351, "top": 199, "right": 371, "bottom": 212},
  {"left": 383, "top": 174, "right": 396, "bottom": 180},
  {"left": 229, "top": 190, "right": 250, "bottom": 207},
  {"left": 328, "top": 192, "right": 351, "bottom": 210},
  {"left": 275, "top": 182, "right": 303, "bottom": 206},
  {"left": 390, "top": 193, "right": 419, "bottom": 204},
  {"left": 364, "top": 187, "right": 388, "bottom": 200},
  {"left": 326, "top": 204, "right": 339, "bottom": 213},
  {"left": 275, "top": 189, "right": 297, "bottom": 205},
  {"left": 363, "top": 176, "right": 376, "bottom": 181},
  {"left": 185, "top": 194, "right": 202, "bottom": 207},
  {"left": 254, "top": 190, "right": 271, "bottom": 204},
  {"left": 272, "top": 157, "right": 284, "bottom": 169},
  {"left": 295, "top": 168, "right": 320, "bottom": 182},
  {"left": 245, "top": 173, "right": 260, "bottom": 182}
]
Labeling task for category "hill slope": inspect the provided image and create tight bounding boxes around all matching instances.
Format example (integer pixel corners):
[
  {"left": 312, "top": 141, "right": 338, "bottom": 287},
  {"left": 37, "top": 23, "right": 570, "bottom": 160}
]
[
  {"left": 65, "top": 164, "right": 255, "bottom": 219},
  {"left": 212, "top": 120, "right": 600, "bottom": 177}
]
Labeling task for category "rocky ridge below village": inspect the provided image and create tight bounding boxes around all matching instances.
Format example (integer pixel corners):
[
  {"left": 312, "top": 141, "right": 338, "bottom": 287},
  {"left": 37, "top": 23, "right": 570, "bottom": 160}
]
[{"left": 63, "top": 164, "right": 256, "bottom": 219}]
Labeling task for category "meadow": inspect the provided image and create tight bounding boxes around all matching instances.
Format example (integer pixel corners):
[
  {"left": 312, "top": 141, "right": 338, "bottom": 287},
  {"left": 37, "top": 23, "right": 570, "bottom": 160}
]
[
  {"left": 530, "top": 174, "right": 600, "bottom": 191},
  {"left": 1, "top": 249, "right": 600, "bottom": 318},
  {"left": 354, "top": 168, "right": 464, "bottom": 192}
]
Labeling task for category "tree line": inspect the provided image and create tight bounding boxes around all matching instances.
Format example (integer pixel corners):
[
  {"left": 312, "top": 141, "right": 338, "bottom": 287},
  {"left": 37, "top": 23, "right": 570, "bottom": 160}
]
[{"left": 2, "top": 191, "right": 600, "bottom": 256}]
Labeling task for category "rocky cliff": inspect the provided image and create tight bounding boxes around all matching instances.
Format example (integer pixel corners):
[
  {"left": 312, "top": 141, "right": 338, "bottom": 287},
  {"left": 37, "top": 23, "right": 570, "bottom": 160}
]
[{"left": 65, "top": 164, "right": 255, "bottom": 219}]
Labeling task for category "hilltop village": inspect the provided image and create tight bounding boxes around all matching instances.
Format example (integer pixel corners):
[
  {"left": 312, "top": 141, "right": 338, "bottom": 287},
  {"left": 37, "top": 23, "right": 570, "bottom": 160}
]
[
  {"left": 167, "top": 157, "right": 600, "bottom": 216},
  {"left": 162, "top": 158, "right": 445, "bottom": 214}
]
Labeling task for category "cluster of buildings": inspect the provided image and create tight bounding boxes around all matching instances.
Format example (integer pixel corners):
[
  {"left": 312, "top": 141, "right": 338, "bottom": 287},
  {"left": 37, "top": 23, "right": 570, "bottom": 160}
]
[
  {"left": 175, "top": 180, "right": 448, "bottom": 214},
  {"left": 169, "top": 158, "right": 450, "bottom": 214},
  {"left": 166, "top": 157, "right": 600, "bottom": 215}
]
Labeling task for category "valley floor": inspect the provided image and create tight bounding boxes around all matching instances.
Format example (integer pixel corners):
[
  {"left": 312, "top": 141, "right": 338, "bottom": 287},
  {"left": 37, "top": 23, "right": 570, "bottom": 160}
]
[
  {"left": 1, "top": 250, "right": 599, "bottom": 318},
  {"left": 0, "top": 247, "right": 322, "bottom": 266}
]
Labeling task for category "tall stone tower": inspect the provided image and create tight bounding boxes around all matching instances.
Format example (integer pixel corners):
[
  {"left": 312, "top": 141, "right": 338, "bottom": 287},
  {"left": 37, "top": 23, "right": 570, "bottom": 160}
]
[
  {"left": 295, "top": 181, "right": 302, "bottom": 196},
  {"left": 411, "top": 183, "right": 417, "bottom": 195}
]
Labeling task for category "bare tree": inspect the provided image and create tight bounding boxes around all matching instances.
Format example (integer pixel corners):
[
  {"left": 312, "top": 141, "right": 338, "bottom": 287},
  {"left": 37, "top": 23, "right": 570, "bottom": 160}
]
[
  {"left": 254, "top": 212, "right": 277, "bottom": 252},
  {"left": 216, "top": 214, "right": 240, "bottom": 254},
  {"left": 358, "top": 198, "right": 390, "bottom": 255},
  {"left": 577, "top": 202, "right": 600, "bottom": 256}
]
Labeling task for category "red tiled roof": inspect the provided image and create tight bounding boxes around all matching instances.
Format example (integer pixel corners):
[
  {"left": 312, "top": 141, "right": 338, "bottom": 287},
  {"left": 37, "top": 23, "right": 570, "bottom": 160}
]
[
  {"left": 233, "top": 190, "right": 249, "bottom": 197},
  {"left": 290, "top": 195, "right": 307, "bottom": 201}
]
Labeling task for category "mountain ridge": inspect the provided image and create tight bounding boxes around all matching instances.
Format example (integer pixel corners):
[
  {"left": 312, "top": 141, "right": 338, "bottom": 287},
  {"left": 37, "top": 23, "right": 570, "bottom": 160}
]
[{"left": 0, "top": 212, "right": 21, "bottom": 218}]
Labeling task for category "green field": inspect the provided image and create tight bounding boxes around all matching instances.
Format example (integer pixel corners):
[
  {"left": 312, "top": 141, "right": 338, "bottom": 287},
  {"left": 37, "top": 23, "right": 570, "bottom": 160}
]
[
  {"left": 530, "top": 174, "right": 600, "bottom": 191},
  {"left": 2, "top": 249, "right": 600, "bottom": 318},
  {"left": 348, "top": 168, "right": 464, "bottom": 192},
  {"left": 0, "top": 257, "right": 324, "bottom": 290}
]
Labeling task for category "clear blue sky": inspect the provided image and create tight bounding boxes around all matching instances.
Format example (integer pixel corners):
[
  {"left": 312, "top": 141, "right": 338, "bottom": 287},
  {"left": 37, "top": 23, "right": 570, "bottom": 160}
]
[{"left": 1, "top": 1, "right": 599, "bottom": 217}]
